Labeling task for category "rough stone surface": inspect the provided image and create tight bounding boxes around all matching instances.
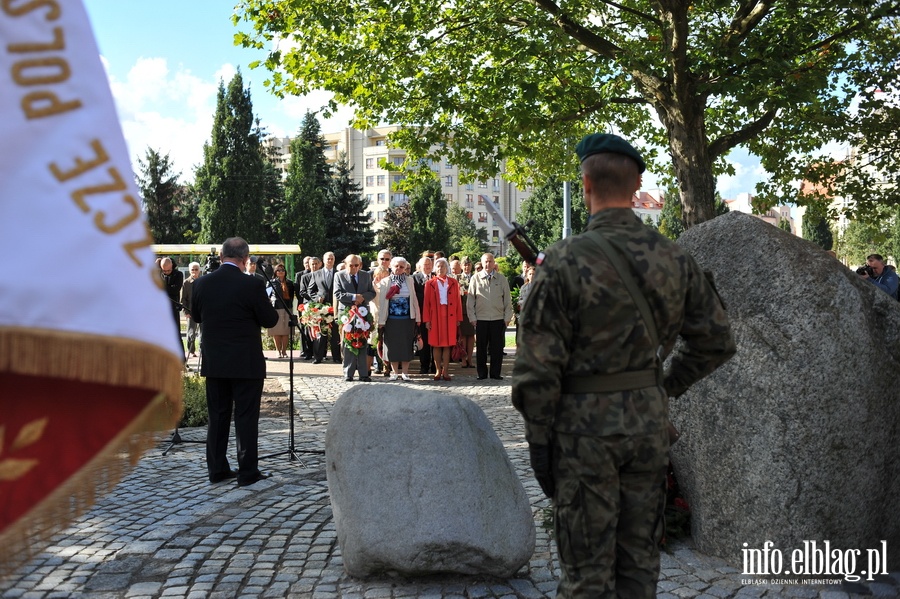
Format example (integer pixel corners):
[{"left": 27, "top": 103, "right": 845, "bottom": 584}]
[
  {"left": 326, "top": 385, "right": 535, "bottom": 577},
  {"left": 673, "top": 212, "right": 900, "bottom": 568}
]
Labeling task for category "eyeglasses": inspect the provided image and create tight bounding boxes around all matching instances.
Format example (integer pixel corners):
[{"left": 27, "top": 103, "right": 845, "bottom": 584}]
[
  {"left": 275, "top": 269, "right": 285, "bottom": 273},
  {"left": 349, "top": 263, "right": 361, "bottom": 267},
  {"left": 379, "top": 257, "right": 391, "bottom": 261}
]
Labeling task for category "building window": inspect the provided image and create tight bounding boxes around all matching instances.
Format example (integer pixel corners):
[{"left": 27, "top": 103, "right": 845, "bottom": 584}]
[
  {"left": 377, "top": 193, "right": 386, "bottom": 204},
  {"left": 365, "top": 176, "right": 374, "bottom": 186},
  {"left": 478, "top": 212, "right": 488, "bottom": 223},
  {"left": 466, "top": 211, "right": 473, "bottom": 220},
  {"left": 478, "top": 180, "right": 487, "bottom": 188},
  {"left": 492, "top": 178, "right": 500, "bottom": 190},
  {"left": 445, "top": 194, "right": 454, "bottom": 203},
  {"left": 365, "top": 158, "right": 374, "bottom": 169},
  {"left": 375, "top": 139, "right": 386, "bottom": 146},
  {"left": 377, "top": 210, "right": 386, "bottom": 221},
  {"left": 445, "top": 160, "right": 453, "bottom": 169},
  {"left": 465, "top": 183, "right": 474, "bottom": 191},
  {"left": 445, "top": 175, "right": 453, "bottom": 187},
  {"left": 477, "top": 195, "right": 485, "bottom": 205},
  {"left": 392, "top": 174, "right": 405, "bottom": 185},
  {"left": 393, "top": 156, "right": 404, "bottom": 166},
  {"left": 365, "top": 194, "right": 373, "bottom": 204},
  {"left": 377, "top": 175, "right": 386, "bottom": 186},
  {"left": 493, "top": 196, "right": 500, "bottom": 204},
  {"left": 492, "top": 230, "right": 500, "bottom": 242},
  {"left": 392, "top": 193, "right": 408, "bottom": 205}
]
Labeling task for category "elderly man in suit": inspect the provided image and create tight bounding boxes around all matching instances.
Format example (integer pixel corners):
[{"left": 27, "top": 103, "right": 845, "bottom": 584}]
[
  {"left": 295, "top": 256, "right": 318, "bottom": 360},
  {"left": 334, "top": 254, "right": 377, "bottom": 381},
  {"left": 307, "top": 251, "right": 341, "bottom": 364},
  {"left": 191, "top": 237, "right": 279, "bottom": 488}
]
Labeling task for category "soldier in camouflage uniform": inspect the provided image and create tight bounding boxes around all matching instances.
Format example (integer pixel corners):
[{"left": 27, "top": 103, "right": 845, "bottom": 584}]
[{"left": 512, "top": 133, "right": 736, "bottom": 598}]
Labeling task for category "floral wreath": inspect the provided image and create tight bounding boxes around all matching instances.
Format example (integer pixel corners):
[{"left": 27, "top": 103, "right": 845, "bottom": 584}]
[
  {"left": 299, "top": 302, "right": 335, "bottom": 340},
  {"left": 338, "top": 304, "right": 374, "bottom": 355}
]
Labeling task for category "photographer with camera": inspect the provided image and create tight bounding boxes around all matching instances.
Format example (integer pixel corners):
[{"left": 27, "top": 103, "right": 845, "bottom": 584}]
[{"left": 858, "top": 253, "right": 898, "bottom": 299}]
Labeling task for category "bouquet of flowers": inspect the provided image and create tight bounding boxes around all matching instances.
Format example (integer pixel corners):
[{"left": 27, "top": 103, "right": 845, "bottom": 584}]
[
  {"left": 300, "top": 302, "right": 335, "bottom": 340},
  {"left": 339, "top": 304, "right": 374, "bottom": 355}
]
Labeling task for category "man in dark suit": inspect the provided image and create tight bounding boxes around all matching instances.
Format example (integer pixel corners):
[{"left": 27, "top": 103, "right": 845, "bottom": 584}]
[
  {"left": 159, "top": 257, "right": 185, "bottom": 359},
  {"left": 307, "top": 251, "right": 341, "bottom": 363},
  {"left": 334, "top": 254, "right": 377, "bottom": 381},
  {"left": 295, "top": 256, "right": 317, "bottom": 360},
  {"left": 412, "top": 253, "right": 435, "bottom": 374},
  {"left": 191, "top": 237, "right": 279, "bottom": 487}
]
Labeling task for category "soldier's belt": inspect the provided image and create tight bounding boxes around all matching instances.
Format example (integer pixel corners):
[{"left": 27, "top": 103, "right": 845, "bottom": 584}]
[{"left": 561, "top": 369, "right": 658, "bottom": 394}]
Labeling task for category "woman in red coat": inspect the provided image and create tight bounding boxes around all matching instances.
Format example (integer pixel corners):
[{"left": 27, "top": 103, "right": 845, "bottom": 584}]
[{"left": 422, "top": 257, "right": 462, "bottom": 381}]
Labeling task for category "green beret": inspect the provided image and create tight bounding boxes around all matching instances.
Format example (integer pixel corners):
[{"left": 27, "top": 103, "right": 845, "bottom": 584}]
[{"left": 576, "top": 133, "right": 646, "bottom": 173}]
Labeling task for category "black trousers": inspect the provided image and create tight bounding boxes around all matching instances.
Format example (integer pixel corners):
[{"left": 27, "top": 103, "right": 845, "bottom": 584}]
[
  {"left": 475, "top": 319, "right": 506, "bottom": 378},
  {"left": 418, "top": 326, "right": 434, "bottom": 373},
  {"left": 313, "top": 321, "right": 341, "bottom": 362},
  {"left": 205, "top": 377, "right": 263, "bottom": 484}
]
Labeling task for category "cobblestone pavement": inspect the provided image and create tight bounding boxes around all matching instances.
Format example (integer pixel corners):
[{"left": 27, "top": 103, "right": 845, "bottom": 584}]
[{"left": 2, "top": 353, "right": 898, "bottom": 598}]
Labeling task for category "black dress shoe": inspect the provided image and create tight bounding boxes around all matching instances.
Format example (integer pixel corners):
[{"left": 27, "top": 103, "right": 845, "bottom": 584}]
[
  {"left": 237, "top": 471, "right": 270, "bottom": 487},
  {"left": 360, "top": 376, "right": 372, "bottom": 382},
  {"left": 490, "top": 375, "right": 504, "bottom": 380},
  {"left": 209, "top": 469, "right": 238, "bottom": 484},
  {"left": 332, "top": 358, "right": 342, "bottom": 363},
  {"left": 313, "top": 359, "right": 323, "bottom": 364},
  {"left": 345, "top": 377, "right": 353, "bottom": 381},
  {"left": 477, "top": 376, "right": 487, "bottom": 380}
]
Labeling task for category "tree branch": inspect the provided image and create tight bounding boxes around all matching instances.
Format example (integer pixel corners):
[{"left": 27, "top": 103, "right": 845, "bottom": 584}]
[
  {"left": 596, "top": 0, "right": 662, "bottom": 27},
  {"left": 708, "top": 107, "right": 778, "bottom": 158},
  {"left": 720, "top": 1, "right": 774, "bottom": 51},
  {"left": 550, "top": 97, "right": 649, "bottom": 124}
]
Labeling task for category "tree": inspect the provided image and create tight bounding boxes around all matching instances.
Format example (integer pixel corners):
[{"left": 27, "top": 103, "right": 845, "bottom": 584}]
[
  {"left": 279, "top": 111, "right": 331, "bottom": 259},
  {"left": 447, "top": 204, "right": 488, "bottom": 256},
  {"left": 195, "top": 71, "right": 269, "bottom": 244},
  {"left": 454, "top": 236, "right": 487, "bottom": 266},
  {"left": 136, "top": 148, "right": 194, "bottom": 243},
  {"left": 378, "top": 202, "right": 413, "bottom": 259},
  {"left": 236, "top": 2, "right": 900, "bottom": 229},
  {"left": 778, "top": 217, "right": 793, "bottom": 233},
  {"left": 326, "top": 152, "right": 376, "bottom": 260},
  {"left": 506, "top": 179, "right": 589, "bottom": 265},
  {"left": 407, "top": 178, "right": 451, "bottom": 259},
  {"left": 839, "top": 219, "right": 887, "bottom": 266},
  {"left": 802, "top": 203, "right": 835, "bottom": 250}
]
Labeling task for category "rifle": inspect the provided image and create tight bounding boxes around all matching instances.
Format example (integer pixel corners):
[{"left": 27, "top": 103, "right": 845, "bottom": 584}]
[{"left": 482, "top": 197, "right": 544, "bottom": 266}]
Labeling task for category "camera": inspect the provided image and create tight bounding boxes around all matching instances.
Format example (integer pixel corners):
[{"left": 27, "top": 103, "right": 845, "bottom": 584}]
[
  {"left": 856, "top": 265, "right": 875, "bottom": 277},
  {"left": 205, "top": 250, "right": 221, "bottom": 273}
]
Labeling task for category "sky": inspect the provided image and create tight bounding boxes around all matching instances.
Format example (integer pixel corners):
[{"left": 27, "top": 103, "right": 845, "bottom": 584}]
[{"left": 82, "top": 0, "right": 766, "bottom": 198}]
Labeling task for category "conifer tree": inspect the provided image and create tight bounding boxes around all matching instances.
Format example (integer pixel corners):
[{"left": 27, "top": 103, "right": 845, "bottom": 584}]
[
  {"left": 195, "top": 71, "right": 268, "bottom": 244},
  {"left": 378, "top": 202, "right": 413, "bottom": 259},
  {"left": 280, "top": 111, "right": 330, "bottom": 259},
  {"left": 325, "top": 152, "right": 376, "bottom": 260},
  {"left": 407, "top": 178, "right": 450, "bottom": 259},
  {"left": 802, "top": 203, "right": 834, "bottom": 251},
  {"left": 136, "top": 148, "right": 194, "bottom": 243},
  {"left": 447, "top": 204, "right": 488, "bottom": 256}
]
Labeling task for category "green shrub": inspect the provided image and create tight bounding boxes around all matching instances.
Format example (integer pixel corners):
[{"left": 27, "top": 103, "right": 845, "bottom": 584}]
[{"left": 180, "top": 374, "right": 208, "bottom": 428}]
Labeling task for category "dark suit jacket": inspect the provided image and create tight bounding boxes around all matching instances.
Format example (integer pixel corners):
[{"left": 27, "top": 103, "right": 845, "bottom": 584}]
[
  {"left": 308, "top": 268, "right": 337, "bottom": 304},
  {"left": 296, "top": 271, "right": 314, "bottom": 304},
  {"left": 191, "top": 263, "right": 279, "bottom": 379},
  {"left": 334, "top": 270, "right": 376, "bottom": 309},
  {"left": 269, "top": 278, "right": 295, "bottom": 311}
]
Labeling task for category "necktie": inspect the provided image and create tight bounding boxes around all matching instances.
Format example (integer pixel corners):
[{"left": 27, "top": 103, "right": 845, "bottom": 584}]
[{"left": 352, "top": 275, "right": 358, "bottom": 291}]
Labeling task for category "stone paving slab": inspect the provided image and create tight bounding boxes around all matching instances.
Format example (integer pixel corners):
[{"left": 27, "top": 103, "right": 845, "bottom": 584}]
[{"left": 1, "top": 351, "right": 897, "bottom": 598}]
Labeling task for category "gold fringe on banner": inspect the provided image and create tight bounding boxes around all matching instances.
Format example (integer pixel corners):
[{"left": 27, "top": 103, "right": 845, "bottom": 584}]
[
  {"left": 0, "top": 327, "right": 184, "bottom": 578},
  {"left": 0, "top": 327, "right": 183, "bottom": 404}
]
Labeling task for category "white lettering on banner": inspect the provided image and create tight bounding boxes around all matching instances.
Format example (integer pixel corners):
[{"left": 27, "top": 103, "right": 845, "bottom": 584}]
[
  {"left": 4, "top": 3, "right": 82, "bottom": 119},
  {"left": 742, "top": 540, "right": 889, "bottom": 583}
]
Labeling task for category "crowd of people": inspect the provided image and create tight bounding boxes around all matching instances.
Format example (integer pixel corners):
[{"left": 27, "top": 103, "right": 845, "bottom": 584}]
[{"left": 164, "top": 247, "right": 519, "bottom": 383}]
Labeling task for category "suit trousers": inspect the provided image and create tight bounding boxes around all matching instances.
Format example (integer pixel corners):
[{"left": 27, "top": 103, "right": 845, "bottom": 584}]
[
  {"left": 205, "top": 377, "right": 264, "bottom": 483},
  {"left": 475, "top": 319, "right": 506, "bottom": 378},
  {"left": 342, "top": 344, "right": 368, "bottom": 379},
  {"left": 314, "top": 321, "right": 341, "bottom": 362}
]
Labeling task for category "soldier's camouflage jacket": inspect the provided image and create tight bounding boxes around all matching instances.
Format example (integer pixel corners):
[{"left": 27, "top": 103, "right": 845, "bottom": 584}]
[{"left": 511, "top": 208, "right": 736, "bottom": 445}]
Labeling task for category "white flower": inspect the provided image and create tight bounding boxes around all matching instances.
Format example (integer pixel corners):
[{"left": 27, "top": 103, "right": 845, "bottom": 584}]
[
  {"left": 341, "top": 315, "right": 350, "bottom": 324},
  {"left": 343, "top": 323, "right": 353, "bottom": 332},
  {"left": 358, "top": 306, "right": 368, "bottom": 317},
  {"left": 361, "top": 321, "right": 370, "bottom": 331}
]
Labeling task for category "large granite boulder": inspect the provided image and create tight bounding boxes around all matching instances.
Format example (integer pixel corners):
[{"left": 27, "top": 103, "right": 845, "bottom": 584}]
[
  {"left": 325, "top": 385, "right": 535, "bottom": 578},
  {"left": 672, "top": 211, "right": 900, "bottom": 569}
]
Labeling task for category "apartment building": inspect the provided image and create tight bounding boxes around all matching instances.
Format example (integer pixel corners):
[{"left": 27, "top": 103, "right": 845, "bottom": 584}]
[{"left": 264, "top": 126, "right": 533, "bottom": 252}]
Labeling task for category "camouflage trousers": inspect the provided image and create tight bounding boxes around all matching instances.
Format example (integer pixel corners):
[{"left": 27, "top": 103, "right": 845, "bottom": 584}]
[{"left": 552, "top": 429, "right": 668, "bottom": 599}]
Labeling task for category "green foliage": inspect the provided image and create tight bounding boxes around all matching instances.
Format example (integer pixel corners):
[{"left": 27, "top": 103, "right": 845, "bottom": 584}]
[
  {"left": 778, "top": 217, "right": 793, "bottom": 233},
  {"left": 494, "top": 256, "right": 516, "bottom": 280},
  {"left": 407, "top": 178, "right": 450, "bottom": 259},
  {"left": 454, "top": 236, "right": 486, "bottom": 266},
  {"left": 280, "top": 111, "right": 331, "bottom": 257},
  {"left": 447, "top": 204, "right": 489, "bottom": 256},
  {"left": 326, "top": 152, "right": 376, "bottom": 260},
  {"left": 235, "top": 1, "right": 900, "bottom": 228},
  {"left": 507, "top": 180, "right": 588, "bottom": 265},
  {"left": 195, "top": 71, "right": 269, "bottom": 244},
  {"left": 180, "top": 374, "right": 208, "bottom": 428},
  {"left": 658, "top": 188, "right": 685, "bottom": 241},
  {"left": 802, "top": 203, "right": 835, "bottom": 250},
  {"left": 377, "top": 202, "right": 413, "bottom": 259},
  {"left": 136, "top": 148, "right": 196, "bottom": 243}
]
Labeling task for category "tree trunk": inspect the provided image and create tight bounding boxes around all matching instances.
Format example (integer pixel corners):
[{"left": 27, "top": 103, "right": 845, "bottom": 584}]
[{"left": 656, "top": 98, "right": 717, "bottom": 229}]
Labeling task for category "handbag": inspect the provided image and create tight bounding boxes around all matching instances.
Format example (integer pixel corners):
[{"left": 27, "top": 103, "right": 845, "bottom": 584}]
[{"left": 451, "top": 334, "right": 466, "bottom": 362}]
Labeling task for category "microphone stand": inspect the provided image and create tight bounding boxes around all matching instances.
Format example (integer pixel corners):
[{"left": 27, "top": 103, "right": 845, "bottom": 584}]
[
  {"left": 162, "top": 297, "right": 205, "bottom": 456},
  {"left": 259, "top": 275, "right": 323, "bottom": 463}
]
